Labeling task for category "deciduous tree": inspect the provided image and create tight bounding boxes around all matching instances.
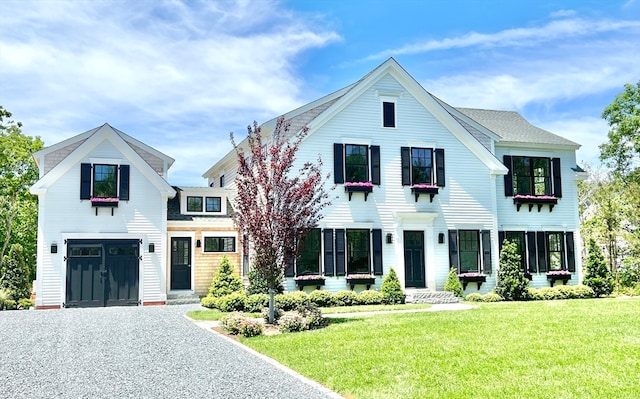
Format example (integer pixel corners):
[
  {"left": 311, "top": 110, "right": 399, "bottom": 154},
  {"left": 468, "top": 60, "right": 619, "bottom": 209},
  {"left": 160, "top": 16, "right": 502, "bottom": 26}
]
[{"left": 230, "top": 117, "right": 332, "bottom": 321}]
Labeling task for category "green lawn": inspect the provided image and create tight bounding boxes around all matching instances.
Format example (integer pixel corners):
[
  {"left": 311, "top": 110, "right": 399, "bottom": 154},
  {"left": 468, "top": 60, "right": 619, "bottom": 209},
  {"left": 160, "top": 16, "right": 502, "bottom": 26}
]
[{"left": 241, "top": 298, "right": 640, "bottom": 399}]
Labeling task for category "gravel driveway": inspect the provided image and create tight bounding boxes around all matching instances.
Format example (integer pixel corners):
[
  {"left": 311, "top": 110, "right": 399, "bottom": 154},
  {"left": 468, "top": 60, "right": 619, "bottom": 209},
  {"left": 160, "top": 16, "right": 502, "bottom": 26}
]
[{"left": 0, "top": 304, "right": 341, "bottom": 399}]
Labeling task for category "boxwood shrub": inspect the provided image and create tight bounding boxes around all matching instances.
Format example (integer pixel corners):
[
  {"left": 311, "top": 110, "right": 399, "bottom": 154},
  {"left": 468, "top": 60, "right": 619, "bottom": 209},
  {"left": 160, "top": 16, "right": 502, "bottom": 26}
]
[
  {"left": 244, "top": 293, "right": 269, "bottom": 313},
  {"left": 334, "top": 290, "right": 358, "bottom": 306},
  {"left": 308, "top": 290, "right": 336, "bottom": 307},
  {"left": 274, "top": 291, "right": 309, "bottom": 311},
  {"left": 218, "top": 292, "right": 246, "bottom": 312},
  {"left": 357, "top": 289, "right": 384, "bottom": 305}
]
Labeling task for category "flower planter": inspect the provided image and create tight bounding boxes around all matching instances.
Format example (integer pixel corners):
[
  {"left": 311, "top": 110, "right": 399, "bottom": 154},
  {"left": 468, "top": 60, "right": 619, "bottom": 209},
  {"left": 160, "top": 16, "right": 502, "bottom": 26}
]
[
  {"left": 513, "top": 195, "right": 558, "bottom": 212},
  {"left": 346, "top": 277, "right": 375, "bottom": 290},
  {"left": 457, "top": 273, "right": 487, "bottom": 290},
  {"left": 547, "top": 272, "right": 571, "bottom": 287},
  {"left": 295, "top": 278, "right": 325, "bottom": 291},
  {"left": 410, "top": 186, "right": 439, "bottom": 202},
  {"left": 344, "top": 185, "right": 373, "bottom": 201},
  {"left": 90, "top": 198, "right": 119, "bottom": 216}
]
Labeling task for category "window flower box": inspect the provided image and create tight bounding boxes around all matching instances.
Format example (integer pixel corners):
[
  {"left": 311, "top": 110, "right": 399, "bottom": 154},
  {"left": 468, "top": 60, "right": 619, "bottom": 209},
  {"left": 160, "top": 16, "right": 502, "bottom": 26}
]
[
  {"left": 513, "top": 195, "right": 558, "bottom": 212},
  {"left": 344, "top": 182, "right": 374, "bottom": 201},
  {"left": 294, "top": 275, "right": 326, "bottom": 291},
  {"left": 346, "top": 274, "right": 375, "bottom": 290},
  {"left": 410, "top": 184, "right": 439, "bottom": 202},
  {"left": 90, "top": 197, "right": 119, "bottom": 207},
  {"left": 457, "top": 272, "right": 487, "bottom": 290},
  {"left": 546, "top": 270, "right": 572, "bottom": 287}
]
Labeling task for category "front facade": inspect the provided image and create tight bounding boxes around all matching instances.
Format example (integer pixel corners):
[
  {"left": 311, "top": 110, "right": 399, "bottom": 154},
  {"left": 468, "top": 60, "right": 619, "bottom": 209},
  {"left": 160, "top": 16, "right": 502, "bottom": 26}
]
[{"left": 204, "top": 58, "right": 584, "bottom": 294}]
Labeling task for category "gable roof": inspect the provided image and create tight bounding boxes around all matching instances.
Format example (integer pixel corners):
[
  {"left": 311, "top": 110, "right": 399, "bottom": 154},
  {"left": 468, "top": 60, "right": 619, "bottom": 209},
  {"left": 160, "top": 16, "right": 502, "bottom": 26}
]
[
  {"left": 456, "top": 108, "right": 581, "bottom": 149},
  {"left": 205, "top": 57, "right": 509, "bottom": 177},
  {"left": 30, "top": 123, "right": 176, "bottom": 197}
]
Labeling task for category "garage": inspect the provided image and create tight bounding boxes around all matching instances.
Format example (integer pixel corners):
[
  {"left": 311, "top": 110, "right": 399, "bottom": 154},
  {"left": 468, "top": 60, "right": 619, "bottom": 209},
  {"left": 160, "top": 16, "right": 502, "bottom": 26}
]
[{"left": 65, "top": 239, "right": 140, "bottom": 307}]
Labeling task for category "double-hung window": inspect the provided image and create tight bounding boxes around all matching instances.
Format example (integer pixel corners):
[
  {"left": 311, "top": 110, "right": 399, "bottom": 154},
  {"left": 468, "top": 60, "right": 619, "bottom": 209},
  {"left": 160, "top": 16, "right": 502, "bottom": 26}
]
[
  {"left": 296, "top": 228, "right": 321, "bottom": 276},
  {"left": 345, "top": 145, "right": 369, "bottom": 183},
  {"left": 333, "top": 143, "right": 381, "bottom": 185},
  {"left": 401, "top": 147, "right": 446, "bottom": 187},
  {"left": 80, "top": 163, "right": 130, "bottom": 201},
  {"left": 347, "top": 229, "right": 370, "bottom": 274},
  {"left": 449, "top": 229, "right": 492, "bottom": 274},
  {"left": 547, "top": 232, "right": 565, "bottom": 271},
  {"left": 411, "top": 148, "right": 433, "bottom": 184}
]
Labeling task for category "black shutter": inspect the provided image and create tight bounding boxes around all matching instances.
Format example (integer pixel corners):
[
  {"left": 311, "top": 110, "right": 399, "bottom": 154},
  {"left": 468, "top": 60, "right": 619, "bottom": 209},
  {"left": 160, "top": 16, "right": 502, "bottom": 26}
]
[
  {"left": 119, "top": 165, "right": 130, "bottom": 201},
  {"left": 448, "top": 230, "right": 459, "bottom": 271},
  {"left": 527, "top": 232, "right": 538, "bottom": 273},
  {"left": 481, "top": 230, "right": 492, "bottom": 274},
  {"left": 498, "top": 231, "right": 505, "bottom": 253},
  {"left": 371, "top": 145, "right": 381, "bottom": 185},
  {"left": 503, "top": 155, "right": 513, "bottom": 196},
  {"left": 80, "top": 163, "right": 92, "bottom": 199},
  {"left": 435, "top": 148, "right": 445, "bottom": 187},
  {"left": 333, "top": 144, "right": 344, "bottom": 184},
  {"left": 323, "top": 229, "right": 334, "bottom": 276},
  {"left": 566, "top": 232, "right": 576, "bottom": 272},
  {"left": 372, "top": 229, "right": 383, "bottom": 275},
  {"left": 401, "top": 147, "right": 411, "bottom": 186},
  {"left": 552, "top": 158, "right": 562, "bottom": 198},
  {"left": 537, "top": 232, "right": 548, "bottom": 272},
  {"left": 335, "top": 229, "right": 345, "bottom": 276}
]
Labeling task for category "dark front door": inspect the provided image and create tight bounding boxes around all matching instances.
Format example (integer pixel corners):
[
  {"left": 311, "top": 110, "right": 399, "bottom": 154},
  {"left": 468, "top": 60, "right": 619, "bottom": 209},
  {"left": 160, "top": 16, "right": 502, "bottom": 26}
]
[
  {"left": 404, "top": 231, "right": 425, "bottom": 288},
  {"left": 171, "top": 237, "right": 191, "bottom": 290},
  {"left": 66, "top": 239, "right": 140, "bottom": 307}
]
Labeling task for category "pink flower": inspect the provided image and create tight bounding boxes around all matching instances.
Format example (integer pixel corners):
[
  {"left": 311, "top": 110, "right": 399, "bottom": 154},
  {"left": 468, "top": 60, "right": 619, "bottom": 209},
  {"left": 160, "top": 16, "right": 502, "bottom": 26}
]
[
  {"left": 514, "top": 195, "right": 557, "bottom": 200},
  {"left": 411, "top": 184, "right": 437, "bottom": 189},
  {"left": 90, "top": 197, "right": 119, "bottom": 202},
  {"left": 344, "top": 181, "right": 374, "bottom": 187}
]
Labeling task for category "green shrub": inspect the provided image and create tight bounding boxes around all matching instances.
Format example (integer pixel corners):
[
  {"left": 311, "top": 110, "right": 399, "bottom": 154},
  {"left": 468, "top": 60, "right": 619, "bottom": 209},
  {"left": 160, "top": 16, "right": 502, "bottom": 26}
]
[
  {"left": 618, "top": 258, "right": 640, "bottom": 288},
  {"left": 527, "top": 285, "right": 594, "bottom": 300},
  {"left": 275, "top": 291, "right": 309, "bottom": 311},
  {"left": 261, "top": 307, "right": 284, "bottom": 324},
  {"left": 0, "top": 288, "right": 9, "bottom": 310},
  {"left": 465, "top": 293, "right": 483, "bottom": 302},
  {"left": 583, "top": 239, "right": 615, "bottom": 297},
  {"left": 246, "top": 266, "right": 284, "bottom": 295},
  {"left": 296, "top": 303, "right": 328, "bottom": 329},
  {"left": 220, "top": 312, "right": 246, "bottom": 335},
  {"left": 200, "top": 295, "right": 219, "bottom": 309},
  {"left": 572, "top": 285, "right": 596, "bottom": 299},
  {"left": 495, "top": 240, "right": 529, "bottom": 301},
  {"left": 357, "top": 290, "right": 384, "bottom": 305},
  {"left": 278, "top": 313, "right": 307, "bottom": 333},
  {"left": 218, "top": 292, "right": 246, "bottom": 312},
  {"left": 244, "top": 293, "right": 269, "bottom": 313},
  {"left": 381, "top": 268, "right": 405, "bottom": 304},
  {"left": 308, "top": 290, "right": 336, "bottom": 307},
  {"left": 17, "top": 298, "right": 34, "bottom": 309},
  {"left": 208, "top": 255, "right": 243, "bottom": 297},
  {"left": 444, "top": 268, "right": 464, "bottom": 298},
  {"left": 239, "top": 319, "right": 263, "bottom": 337},
  {"left": 334, "top": 290, "right": 358, "bottom": 306},
  {"left": 0, "top": 244, "right": 32, "bottom": 301},
  {"left": 482, "top": 293, "right": 503, "bottom": 302},
  {"left": 4, "top": 299, "right": 17, "bottom": 310}
]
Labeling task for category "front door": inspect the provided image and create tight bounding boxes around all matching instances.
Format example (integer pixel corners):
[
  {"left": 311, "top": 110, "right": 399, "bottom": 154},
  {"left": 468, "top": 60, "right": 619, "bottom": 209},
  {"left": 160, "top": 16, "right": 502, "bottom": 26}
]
[
  {"left": 404, "top": 231, "right": 425, "bottom": 288},
  {"left": 171, "top": 237, "right": 191, "bottom": 290}
]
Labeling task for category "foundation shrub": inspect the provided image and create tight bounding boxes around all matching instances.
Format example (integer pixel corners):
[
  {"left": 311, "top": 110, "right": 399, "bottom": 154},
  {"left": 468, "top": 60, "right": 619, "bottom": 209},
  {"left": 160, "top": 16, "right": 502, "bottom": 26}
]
[
  {"left": 334, "top": 290, "right": 358, "bottom": 306},
  {"left": 308, "top": 290, "right": 336, "bottom": 307},
  {"left": 274, "top": 291, "right": 309, "bottom": 311},
  {"left": 444, "top": 268, "right": 464, "bottom": 298},
  {"left": 244, "top": 293, "right": 269, "bottom": 313},
  {"left": 200, "top": 295, "right": 220, "bottom": 309},
  {"left": 356, "top": 290, "right": 384, "bottom": 305},
  {"left": 218, "top": 292, "right": 246, "bottom": 312},
  {"left": 381, "top": 268, "right": 405, "bottom": 304}
]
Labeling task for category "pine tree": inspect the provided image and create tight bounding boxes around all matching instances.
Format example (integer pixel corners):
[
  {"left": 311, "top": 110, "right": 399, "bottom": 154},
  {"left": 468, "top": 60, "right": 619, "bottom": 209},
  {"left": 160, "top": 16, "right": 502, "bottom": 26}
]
[
  {"left": 381, "top": 268, "right": 405, "bottom": 304},
  {"left": 0, "top": 243, "right": 32, "bottom": 300},
  {"left": 583, "top": 239, "right": 615, "bottom": 297},
  {"left": 444, "top": 268, "right": 464, "bottom": 298},
  {"left": 208, "top": 255, "right": 243, "bottom": 297},
  {"left": 495, "top": 240, "right": 529, "bottom": 301}
]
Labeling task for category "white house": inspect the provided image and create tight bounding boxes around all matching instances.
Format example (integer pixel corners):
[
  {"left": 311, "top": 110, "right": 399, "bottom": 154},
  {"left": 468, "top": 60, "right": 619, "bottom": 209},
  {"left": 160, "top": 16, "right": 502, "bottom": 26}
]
[{"left": 204, "top": 58, "right": 584, "bottom": 294}]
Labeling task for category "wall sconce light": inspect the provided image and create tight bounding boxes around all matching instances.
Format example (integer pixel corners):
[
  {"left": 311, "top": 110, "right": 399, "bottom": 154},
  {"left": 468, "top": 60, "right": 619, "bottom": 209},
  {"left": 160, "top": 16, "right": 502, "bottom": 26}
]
[
  {"left": 438, "top": 233, "right": 445, "bottom": 244},
  {"left": 51, "top": 243, "right": 58, "bottom": 253},
  {"left": 386, "top": 233, "right": 393, "bottom": 244},
  {"left": 148, "top": 243, "right": 155, "bottom": 253},
  {"left": 196, "top": 239, "right": 201, "bottom": 248}
]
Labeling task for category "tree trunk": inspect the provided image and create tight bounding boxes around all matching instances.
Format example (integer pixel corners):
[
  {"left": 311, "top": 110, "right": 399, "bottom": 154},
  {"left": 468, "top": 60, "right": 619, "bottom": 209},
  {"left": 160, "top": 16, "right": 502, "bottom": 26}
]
[{"left": 268, "top": 288, "right": 275, "bottom": 324}]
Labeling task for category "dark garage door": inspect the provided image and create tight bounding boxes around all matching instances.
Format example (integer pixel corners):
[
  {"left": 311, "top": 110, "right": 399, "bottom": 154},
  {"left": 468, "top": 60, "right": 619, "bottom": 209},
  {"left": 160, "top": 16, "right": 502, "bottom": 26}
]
[{"left": 66, "top": 239, "right": 140, "bottom": 307}]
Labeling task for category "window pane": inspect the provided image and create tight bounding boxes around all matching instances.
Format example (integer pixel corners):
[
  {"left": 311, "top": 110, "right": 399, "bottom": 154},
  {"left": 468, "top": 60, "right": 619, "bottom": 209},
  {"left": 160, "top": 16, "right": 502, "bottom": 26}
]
[
  {"left": 547, "top": 233, "right": 564, "bottom": 270},
  {"left": 345, "top": 145, "right": 368, "bottom": 182},
  {"left": 459, "top": 230, "right": 479, "bottom": 273},
  {"left": 505, "top": 231, "right": 526, "bottom": 270},
  {"left": 93, "top": 164, "right": 117, "bottom": 198},
  {"left": 205, "top": 197, "right": 221, "bottom": 212},
  {"left": 297, "top": 229, "right": 321, "bottom": 275},
  {"left": 187, "top": 196, "right": 203, "bottom": 212},
  {"left": 532, "top": 158, "right": 551, "bottom": 195},
  {"left": 383, "top": 102, "right": 395, "bottom": 127},
  {"left": 204, "top": 237, "right": 236, "bottom": 252},
  {"left": 411, "top": 148, "right": 432, "bottom": 184},
  {"left": 347, "top": 229, "right": 370, "bottom": 274}
]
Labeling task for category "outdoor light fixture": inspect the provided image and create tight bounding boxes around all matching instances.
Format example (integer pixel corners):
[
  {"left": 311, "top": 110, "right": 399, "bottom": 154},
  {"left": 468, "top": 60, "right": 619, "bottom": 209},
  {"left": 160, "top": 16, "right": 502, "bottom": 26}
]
[
  {"left": 438, "top": 233, "right": 445, "bottom": 244},
  {"left": 386, "top": 233, "right": 393, "bottom": 244},
  {"left": 148, "top": 243, "right": 155, "bottom": 253},
  {"left": 51, "top": 243, "right": 58, "bottom": 253},
  {"left": 196, "top": 239, "right": 201, "bottom": 248}
]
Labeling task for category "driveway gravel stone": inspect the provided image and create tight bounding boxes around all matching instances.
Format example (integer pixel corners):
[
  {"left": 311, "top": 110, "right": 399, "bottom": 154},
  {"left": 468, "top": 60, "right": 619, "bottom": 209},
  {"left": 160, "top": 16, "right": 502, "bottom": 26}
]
[{"left": 0, "top": 304, "right": 341, "bottom": 399}]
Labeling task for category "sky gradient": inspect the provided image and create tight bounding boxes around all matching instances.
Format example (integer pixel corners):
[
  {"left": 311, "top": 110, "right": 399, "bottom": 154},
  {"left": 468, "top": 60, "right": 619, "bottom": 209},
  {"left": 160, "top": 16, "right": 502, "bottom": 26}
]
[{"left": 1, "top": 0, "right": 638, "bottom": 185}]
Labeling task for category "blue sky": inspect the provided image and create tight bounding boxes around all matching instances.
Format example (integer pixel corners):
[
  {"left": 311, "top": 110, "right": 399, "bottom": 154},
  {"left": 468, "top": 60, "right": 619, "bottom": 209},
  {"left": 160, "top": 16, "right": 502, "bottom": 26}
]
[{"left": 1, "top": 0, "right": 638, "bottom": 185}]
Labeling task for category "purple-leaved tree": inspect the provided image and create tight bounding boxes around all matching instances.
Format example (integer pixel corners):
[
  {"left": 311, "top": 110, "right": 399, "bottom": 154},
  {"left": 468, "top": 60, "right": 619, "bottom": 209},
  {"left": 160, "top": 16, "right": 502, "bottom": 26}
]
[{"left": 231, "top": 117, "right": 332, "bottom": 322}]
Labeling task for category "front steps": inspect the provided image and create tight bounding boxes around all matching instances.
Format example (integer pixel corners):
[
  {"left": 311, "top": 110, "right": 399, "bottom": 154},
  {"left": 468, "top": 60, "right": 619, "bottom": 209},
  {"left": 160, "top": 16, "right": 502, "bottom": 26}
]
[
  {"left": 405, "top": 289, "right": 461, "bottom": 304},
  {"left": 167, "top": 292, "right": 201, "bottom": 305}
]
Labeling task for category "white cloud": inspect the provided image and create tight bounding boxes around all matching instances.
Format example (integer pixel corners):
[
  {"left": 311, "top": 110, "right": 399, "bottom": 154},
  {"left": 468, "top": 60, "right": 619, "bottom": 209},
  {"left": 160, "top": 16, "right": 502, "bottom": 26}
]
[{"left": 535, "top": 117, "right": 609, "bottom": 166}]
